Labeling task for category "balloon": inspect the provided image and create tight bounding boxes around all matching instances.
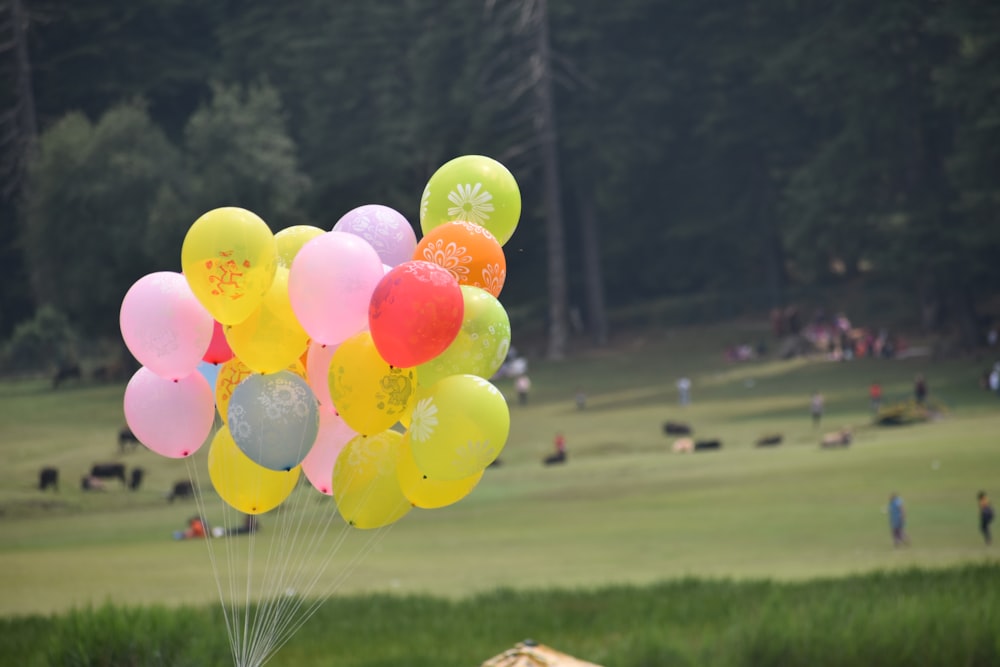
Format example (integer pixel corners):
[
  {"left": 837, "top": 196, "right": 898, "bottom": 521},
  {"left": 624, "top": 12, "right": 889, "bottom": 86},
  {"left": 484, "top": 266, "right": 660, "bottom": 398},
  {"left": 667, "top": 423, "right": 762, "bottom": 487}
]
[
  {"left": 417, "top": 285, "right": 511, "bottom": 387},
  {"left": 301, "top": 406, "right": 356, "bottom": 495},
  {"left": 202, "top": 320, "right": 234, "bottom": 365},
  {"left": 196, "top": 360, "right": 221, "bottom": 390},
  {"left": 397, "top": 434, "right": 482, "bottom": 509},
  {"left": 123, "top": 367, "right": 215, "bottom": 458},
  {"left": 228, "top": 371, "right": 320, "bottom": 471},
  {"left": 275, "top": 225, "right": 325, "bottom": 269},
  {"left": 408, "top": 374, "right": 510, "bottom": 480},
  {"left": 224, "top": 267, "right": 309, "bottom": 373},
  {"left": 328, "top": 331, "right": 417, "bottom": 435},
  {"left": 216, "top": 357, "right": 254, "bottom": 422},
  {"left": 333, "top": 204, "right": 417, "bottom": 268},
  {"left": 305, "top": 340, "right": 338, "bottom": 407},
  {"left": 413, "top": 221, "right": 506, "bottom": 297},
  {"left": 368, "top": 260, "right": 464, "bottom": 368},
  {"left": 208, "top": 426, "right": 300, "bottom": 514},
  {"left": 332, "top": 430, "right": 411, "bottom": 529},
  {"left": 288, "top": 231, "right": 384, "bottom": 345},
  {"left": 119, "top": 271, "right": 214, "bottom": 380},
  {"left": 181, "top": 207, "right": 278, "bottom": 325},
  {"left": 420, "top": 155, "right": 521, "bottom": 245}
]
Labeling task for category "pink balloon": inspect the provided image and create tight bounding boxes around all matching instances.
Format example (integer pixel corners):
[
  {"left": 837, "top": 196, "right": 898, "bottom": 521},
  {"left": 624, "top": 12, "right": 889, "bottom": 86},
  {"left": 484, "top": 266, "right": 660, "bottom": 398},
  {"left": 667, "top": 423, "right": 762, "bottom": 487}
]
[
  {"left": 120, "top": 272, "right": 214, "bottom": 380},
  {"left": 288, "top": 231, "right": 385, "bottom": 345},
  {"left": 333, "top": 204, "right": 417, "bottom": 268},
  {"left": 305, "top": 340, "right": 339, "bottom": 407},
  {"left": 301, "top": 406, "right": 356, "bottom": 495},
  {"left": 123, "top": 367, "right": 215, "bottom": 458}
]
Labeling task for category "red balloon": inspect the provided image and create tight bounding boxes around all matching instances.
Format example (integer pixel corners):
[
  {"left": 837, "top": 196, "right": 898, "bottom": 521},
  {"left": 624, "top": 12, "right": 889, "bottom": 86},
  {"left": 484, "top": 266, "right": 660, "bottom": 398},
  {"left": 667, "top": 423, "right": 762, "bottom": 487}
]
[
  {"left": 202, "top": 320, "right": 234, "bottom": 364},
  {"left": 368, "top": 260, "right": 464, "bottom": 368}
]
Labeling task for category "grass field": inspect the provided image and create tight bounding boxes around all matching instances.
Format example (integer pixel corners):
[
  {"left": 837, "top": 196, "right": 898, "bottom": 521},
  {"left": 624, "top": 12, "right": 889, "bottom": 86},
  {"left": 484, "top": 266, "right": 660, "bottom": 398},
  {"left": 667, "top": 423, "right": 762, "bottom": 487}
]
[{"left": 1, "top": 319, "right": 998, "bottom": 625}]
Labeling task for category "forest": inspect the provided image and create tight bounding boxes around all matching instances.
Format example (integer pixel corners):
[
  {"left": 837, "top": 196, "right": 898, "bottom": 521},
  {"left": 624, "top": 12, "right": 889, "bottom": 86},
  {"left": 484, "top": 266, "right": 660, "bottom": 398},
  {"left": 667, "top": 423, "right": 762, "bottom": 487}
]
[{"left": 1, "top": 0, "right": 999, "bottom": 365}]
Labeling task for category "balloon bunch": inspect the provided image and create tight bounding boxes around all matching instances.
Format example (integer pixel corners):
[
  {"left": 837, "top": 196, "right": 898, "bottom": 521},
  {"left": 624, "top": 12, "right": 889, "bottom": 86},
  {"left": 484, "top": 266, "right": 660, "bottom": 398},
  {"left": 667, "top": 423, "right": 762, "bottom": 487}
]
[{"left": 120, "top": 155, "right": 520, "bottom": 529}]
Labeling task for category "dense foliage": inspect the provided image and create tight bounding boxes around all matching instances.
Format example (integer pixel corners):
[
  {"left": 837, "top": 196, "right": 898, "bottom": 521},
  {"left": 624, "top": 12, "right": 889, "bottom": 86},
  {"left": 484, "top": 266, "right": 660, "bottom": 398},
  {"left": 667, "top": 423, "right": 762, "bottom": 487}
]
[
  {"left": 1, "top": 565, "right": 997, "bottom": 666},
  {"left": 1, "top": 0, "right": 998, "bottom": 349}
]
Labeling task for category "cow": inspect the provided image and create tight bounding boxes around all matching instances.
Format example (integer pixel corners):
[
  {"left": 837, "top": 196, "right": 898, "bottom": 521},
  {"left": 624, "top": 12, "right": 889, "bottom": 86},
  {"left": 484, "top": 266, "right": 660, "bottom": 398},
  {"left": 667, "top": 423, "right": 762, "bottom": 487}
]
[
  {"left": 118, "top": 426, "right": 140, "bottom": 453},
  {"left": 694, "top": 439, "right": 722, "bottom": 452},
  {"left": 89, "top": 462, "right": 127, "bottom": 485},
  {"left": 38, "top": 467, "right": 59, "bottom": 491},
  {"left": 662, "top": 421, "right": 693, "bottom": 436},
  {"left": 168, "top": 480, "right": 195, "bottom": 502},
  {"left": 821, "top": 429, "right": 853, "bottom": 449},
  {"left": 755, "top": 433, "right": 783, "bottom": 447},
  {"left": 52, "top": 362, "right": 82, "bottom": 389},
  {"left": 672, "top": 437, "right": 694, "bottom": 454},
  {"left": 129, "top": 467, "right": 144, "bottom": 491}
]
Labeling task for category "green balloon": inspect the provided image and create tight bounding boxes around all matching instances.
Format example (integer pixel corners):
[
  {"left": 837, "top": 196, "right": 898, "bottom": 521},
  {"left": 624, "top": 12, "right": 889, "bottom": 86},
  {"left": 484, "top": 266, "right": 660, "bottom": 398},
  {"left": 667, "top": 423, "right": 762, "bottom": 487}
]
[
  {"left": 420, "top": 155, "right": 521, "bottom": 246},
  {"left": 417, "top": 286, "right": 511, "bottom": 387}
]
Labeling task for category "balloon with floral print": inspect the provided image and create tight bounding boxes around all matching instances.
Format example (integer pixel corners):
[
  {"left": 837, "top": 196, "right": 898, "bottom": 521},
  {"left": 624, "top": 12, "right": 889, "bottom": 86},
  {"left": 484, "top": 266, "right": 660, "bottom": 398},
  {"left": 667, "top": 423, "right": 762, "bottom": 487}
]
[
  {"left": 419, "top": 155, "right": 521, "bottom": 246},
  {"left": 333, "top": 204, "right": 417, "bottom": 268},
  {"left": 332, "top": 430, "right": 412, "bottom": 529},
  {"left": 407, "top": 374, "right": 510, "bottom": 481},
  {"left": 416, "top": 285, "right": 511, "bottom": 387},
  {"left": 413, "top": 221, "right": 506, "bottom": 297}
]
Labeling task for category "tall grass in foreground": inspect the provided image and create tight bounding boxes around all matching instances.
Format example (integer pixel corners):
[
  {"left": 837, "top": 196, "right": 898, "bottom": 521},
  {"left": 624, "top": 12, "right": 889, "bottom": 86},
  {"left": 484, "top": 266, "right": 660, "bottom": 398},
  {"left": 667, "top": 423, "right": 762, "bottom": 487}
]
[{"left": 2, "top": 564, "right": 997, "bottom": 667}]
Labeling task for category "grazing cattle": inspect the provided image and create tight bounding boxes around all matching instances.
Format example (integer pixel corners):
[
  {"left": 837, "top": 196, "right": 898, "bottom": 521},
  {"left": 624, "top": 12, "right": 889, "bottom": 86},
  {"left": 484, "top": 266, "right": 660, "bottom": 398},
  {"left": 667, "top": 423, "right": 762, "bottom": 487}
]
[
  {"left": 694, "top": 439, "right": 722, "bottom": 452},
  {"left": 756, "top": 433, "right": 783, "bottom": 447},
  {"left": 52, "top": 363, "right": 82, "bottom": 389},
  {"left": 821, "top": 429, "right": 853, "bottom": 449},
  {"left": 662, "top": 421, "right": 693, "bottom": 436},
  {"left": 168, "top": 480, "right": 195, "bottom": 502},
  {"left": 672, "top": 437, "right": 694, "bottom": 454},
  {"left": 38, "top": 467, "right": 59, "bottom": 491},
  {"left": 129, "top": 467, "right": 144, "bottom": 491},
  {"left": 118, "top": 426, "right": 140, "bottom": 453},
  {"left": 81, "top": 475, "right": 106, "bottom": 491},
  {"left": 90, "top": 462, "right": 127, "bottom": 485}
]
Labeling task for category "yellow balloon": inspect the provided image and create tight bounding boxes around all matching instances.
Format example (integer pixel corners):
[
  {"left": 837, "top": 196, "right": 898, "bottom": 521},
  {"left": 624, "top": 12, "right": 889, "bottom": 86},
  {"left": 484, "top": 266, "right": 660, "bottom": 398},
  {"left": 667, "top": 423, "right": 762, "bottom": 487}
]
[
  {"left": 328, "top": 331, "right": 417, "bottom": 435},
  {"left": 181, "top": 207, "right": 278, "bottom": 325},
  {"left": 397, "top": 434, "right": 482, "bottom": 509},
  {"left": 215, "top": 358, "right": 253, "bottom": 422},
  {"left": 333, "top": 430, "right": 411, "bottom": 529},
  {"left": 275, "top": 225, "right": 325, "bottom": 269},
  {"left": 409, "top": 374, "right": 510, "bottom": 481},
  {"left": 207, "top": 426, "right": 300, "bottom": 514},
  {"left": 223, "top": 268, "right": 309, "bottom": 373}
]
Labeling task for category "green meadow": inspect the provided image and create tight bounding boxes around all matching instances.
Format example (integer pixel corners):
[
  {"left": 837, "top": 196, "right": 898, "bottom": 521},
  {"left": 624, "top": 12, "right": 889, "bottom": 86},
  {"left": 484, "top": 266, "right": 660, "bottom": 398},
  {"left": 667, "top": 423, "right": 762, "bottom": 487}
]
[{"left": 1, "top": 320, "right": 999, "bottom": 665}]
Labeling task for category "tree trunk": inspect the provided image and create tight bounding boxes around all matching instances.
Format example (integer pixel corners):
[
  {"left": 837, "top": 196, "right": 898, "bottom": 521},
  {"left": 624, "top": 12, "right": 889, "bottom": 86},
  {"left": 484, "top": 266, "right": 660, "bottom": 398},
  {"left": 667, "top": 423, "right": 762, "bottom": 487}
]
[
  {"left": 578, "top": 187, "right": 608, "bottom": 345},
  {"left": 534, "top": 0, "right": 568, "bottom": 361}
]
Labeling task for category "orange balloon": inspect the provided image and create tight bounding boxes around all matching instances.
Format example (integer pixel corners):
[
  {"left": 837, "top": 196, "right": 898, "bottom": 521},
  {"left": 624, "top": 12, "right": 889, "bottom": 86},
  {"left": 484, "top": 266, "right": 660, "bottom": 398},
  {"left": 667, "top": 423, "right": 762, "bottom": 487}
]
[{"left": 413, "top": 221, "right": 506, "bottom": 297}]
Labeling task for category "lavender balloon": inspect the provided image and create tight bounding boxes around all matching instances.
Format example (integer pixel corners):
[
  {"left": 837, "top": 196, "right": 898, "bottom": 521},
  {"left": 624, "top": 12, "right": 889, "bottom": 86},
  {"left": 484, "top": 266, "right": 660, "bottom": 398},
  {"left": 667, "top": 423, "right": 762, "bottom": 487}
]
[{"left": 333, "top": 204, "right": 417, "bottom": 268}]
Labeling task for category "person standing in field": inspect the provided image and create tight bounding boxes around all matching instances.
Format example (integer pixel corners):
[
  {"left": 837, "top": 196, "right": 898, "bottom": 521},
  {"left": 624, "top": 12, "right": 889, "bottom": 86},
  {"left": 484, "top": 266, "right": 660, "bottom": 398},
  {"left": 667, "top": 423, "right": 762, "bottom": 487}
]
[
  {"left": 677, "top": 377, "right": 691, "bottom": 406},
  {"left": 869, "top": 381, "right": 882, "bottom": 413},
  {"left": 914, "top": 374, "right": 928, "bottom": 404},
  {"left": 888, "top": 492, "right": 909, "bottom": 547},
  {"left": 810, "top": 391, "right": 824, "bottom": 427},
  {"left": 515, "top": 374, "right": 531, "bottom": 406},
  {"left": 978, "top": 491, "right": 994, "bottom": 546}
]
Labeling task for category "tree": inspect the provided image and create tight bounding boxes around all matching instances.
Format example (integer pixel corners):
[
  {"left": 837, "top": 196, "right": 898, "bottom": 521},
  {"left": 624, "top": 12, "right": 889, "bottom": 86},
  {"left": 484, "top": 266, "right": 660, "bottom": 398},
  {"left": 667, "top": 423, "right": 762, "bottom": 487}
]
[{"left": 20, "top": 101, "right": 181, "bottom": 335}]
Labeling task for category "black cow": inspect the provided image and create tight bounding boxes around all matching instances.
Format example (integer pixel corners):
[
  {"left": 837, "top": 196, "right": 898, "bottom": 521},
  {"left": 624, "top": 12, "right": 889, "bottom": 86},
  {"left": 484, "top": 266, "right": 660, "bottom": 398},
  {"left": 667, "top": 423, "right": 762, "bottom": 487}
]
[
  {"left": 90, "top": 463, "right": 127, "bottom": 485},
  {"left": 755, "top": 434, "right": 783, "bottom": 447},
  {"left": 52, "top": 363, "right": 82, "bottom": 389},
  {"left": 168, "top": 480, "right": 195, "bottom": 502},
  {"left": 694, "top": 439, "right": 722, "bottom": 452},
  {"left": 38, "top": 467, "right": 59, "bottom": 491},
  {"left": 662, "top": 421, "right": 693, "bottom": 436},
  {"left": 129, "top": 467, "right": 144, "bottom": 491},
  {"left": 118, "top": 427, "right": 140, "bottom": 453}
]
